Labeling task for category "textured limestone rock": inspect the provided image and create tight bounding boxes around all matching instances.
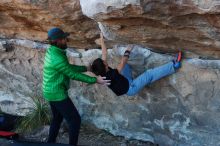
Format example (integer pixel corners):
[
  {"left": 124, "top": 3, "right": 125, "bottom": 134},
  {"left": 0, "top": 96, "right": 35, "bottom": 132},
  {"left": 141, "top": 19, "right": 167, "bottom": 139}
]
[
  {"left": 80, "top": 0, "right": 220, "bottom": 59},
  {"left": 0, "top": 41, "right": 7, "bottom": 52},
  {"left": 0, "top": 40, "right": 43, "bottom": 115},
  {"left": 70, "top": 48, "right": 220, "bottom": 146},
  {"left": 70, "top": 46, "right": 220, "bottom": 146},
  {"left": 1, "top": 40, "right": 220, "bottom": 145},
  {"left": 0, "top": 0, "right": 99, "bottom": 49},
  {"left": 1, "top": 0, "right": 220, "bottom": 59}
]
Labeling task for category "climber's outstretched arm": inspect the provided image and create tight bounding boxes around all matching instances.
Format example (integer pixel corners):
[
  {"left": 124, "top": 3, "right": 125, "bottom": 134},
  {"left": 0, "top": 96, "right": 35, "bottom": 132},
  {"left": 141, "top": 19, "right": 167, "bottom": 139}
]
[{"left": 100, "top": 33, "right": 107, "bottom": 63}]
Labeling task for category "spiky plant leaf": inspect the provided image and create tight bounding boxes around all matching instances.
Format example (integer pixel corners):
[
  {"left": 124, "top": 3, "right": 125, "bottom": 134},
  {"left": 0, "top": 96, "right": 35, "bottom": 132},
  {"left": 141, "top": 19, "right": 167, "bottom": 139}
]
[{"left": 16, "top": 97, "right": 51, "bottom": 133}]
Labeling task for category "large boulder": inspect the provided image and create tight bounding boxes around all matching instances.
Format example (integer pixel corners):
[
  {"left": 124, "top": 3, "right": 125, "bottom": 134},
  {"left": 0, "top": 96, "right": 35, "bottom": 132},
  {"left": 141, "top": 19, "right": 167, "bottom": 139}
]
[
  {"left": 1, "top": 0, "right": 220, "bottom": 59},
  {"left": 80, "top": 0, "right": 220, "bottom": 59},
  {"left": 70, "top": 47, "right": 220, "bottom": 146}
]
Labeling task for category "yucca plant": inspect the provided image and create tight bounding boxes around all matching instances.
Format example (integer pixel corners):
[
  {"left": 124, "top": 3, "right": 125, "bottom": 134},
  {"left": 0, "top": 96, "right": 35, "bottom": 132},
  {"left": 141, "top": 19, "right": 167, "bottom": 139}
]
[{"left": 16, "top": 97, "right": 51, "bottom": 133}]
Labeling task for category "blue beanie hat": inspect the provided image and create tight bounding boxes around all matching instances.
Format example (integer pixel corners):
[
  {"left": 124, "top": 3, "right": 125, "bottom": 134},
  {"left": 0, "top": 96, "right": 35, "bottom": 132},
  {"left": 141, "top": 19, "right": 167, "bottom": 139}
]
[{"left": 47, "top": 27, "right": 70, "bottom": 41}]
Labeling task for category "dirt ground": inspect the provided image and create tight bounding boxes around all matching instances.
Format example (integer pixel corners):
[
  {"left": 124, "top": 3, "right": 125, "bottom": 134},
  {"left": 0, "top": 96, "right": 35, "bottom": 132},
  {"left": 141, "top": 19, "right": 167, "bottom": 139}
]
[
  {"left": 0, "top": 124, "right": 158, "bottom": 146},
  {"left": 66, "top": 124, "right": 157, "bottom": 146}
]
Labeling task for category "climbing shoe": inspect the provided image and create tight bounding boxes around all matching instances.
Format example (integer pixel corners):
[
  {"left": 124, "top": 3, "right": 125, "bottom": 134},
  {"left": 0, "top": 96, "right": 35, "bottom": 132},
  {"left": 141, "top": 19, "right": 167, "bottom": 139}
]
[{"left": 173, "top": 51, "right": 182, "bottom": 69}]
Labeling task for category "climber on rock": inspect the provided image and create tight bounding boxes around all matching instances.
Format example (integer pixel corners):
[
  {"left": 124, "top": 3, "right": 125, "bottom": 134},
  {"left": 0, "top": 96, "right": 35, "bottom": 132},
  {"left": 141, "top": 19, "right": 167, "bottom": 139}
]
[{"left": 90, "top": 33, "right": 182, "bottom": 96}]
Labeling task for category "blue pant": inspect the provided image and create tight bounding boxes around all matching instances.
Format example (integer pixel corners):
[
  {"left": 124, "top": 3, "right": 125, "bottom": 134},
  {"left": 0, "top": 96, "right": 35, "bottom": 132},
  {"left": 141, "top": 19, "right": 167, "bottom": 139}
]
[
  {"left": 48, "top": 97, "right": 81, "bottom": 146},
  {"left": 121, "top": 62, "right": 175, "bottom": 96}
]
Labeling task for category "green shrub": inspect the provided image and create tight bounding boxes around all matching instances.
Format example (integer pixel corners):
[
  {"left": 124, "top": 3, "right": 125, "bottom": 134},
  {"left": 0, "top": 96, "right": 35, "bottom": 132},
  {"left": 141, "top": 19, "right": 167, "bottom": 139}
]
[{"left": 16, "top": 97, "right": 51, "bottom": 133}]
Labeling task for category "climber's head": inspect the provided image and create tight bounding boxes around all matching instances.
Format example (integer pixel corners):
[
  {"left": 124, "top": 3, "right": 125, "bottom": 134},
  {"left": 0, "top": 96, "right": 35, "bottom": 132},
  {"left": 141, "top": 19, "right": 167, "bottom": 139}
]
[{"left": 91, "top": 58, "right": 107, "bottom": 76}]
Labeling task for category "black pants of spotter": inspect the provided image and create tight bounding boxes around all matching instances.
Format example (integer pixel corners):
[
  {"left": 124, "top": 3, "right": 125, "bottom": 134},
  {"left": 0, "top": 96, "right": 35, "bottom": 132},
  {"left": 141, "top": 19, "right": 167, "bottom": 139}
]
[{"left": 47, "top": 97, "right": 81, "bottom": 146}]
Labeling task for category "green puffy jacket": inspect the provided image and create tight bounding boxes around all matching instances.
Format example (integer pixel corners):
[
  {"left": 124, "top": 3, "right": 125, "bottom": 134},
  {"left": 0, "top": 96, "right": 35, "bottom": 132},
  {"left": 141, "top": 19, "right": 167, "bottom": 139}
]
[{"left": 42, "top": 45, "right": 97, "bottom": 101}]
